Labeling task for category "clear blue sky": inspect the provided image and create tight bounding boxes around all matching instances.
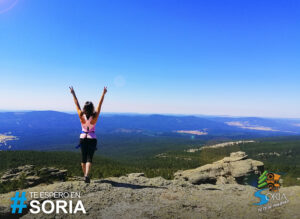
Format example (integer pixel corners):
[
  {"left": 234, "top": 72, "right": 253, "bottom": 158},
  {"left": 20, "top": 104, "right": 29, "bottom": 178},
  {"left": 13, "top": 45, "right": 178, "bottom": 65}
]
[{"left": 0, "top": 0, "right": 300, "bottom": 117}]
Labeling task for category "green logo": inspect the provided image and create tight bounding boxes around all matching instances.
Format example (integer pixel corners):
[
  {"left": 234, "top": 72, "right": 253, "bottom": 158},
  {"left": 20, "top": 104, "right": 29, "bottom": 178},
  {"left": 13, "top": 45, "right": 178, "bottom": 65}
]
[{"left": 258, "top": 170, "right": 281, "bottom": 192}]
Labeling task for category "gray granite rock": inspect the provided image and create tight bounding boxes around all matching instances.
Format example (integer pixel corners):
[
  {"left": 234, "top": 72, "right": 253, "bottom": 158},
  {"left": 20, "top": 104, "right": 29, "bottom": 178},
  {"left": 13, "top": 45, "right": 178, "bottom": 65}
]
[
  {"left": 174, "top": 151, "right": 264, "bottom": 185},
  {"left": 0, "top": 174, "right": 298, "bottom": 219}
]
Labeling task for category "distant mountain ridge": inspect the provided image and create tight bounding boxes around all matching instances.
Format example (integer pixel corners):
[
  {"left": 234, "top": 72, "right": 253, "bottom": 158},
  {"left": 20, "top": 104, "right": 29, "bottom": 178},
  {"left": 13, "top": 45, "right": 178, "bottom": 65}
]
[
  {"left": 1, "top": 111, "right": 300, "bottom": 151},
  {"left": 1, "top": 110, "right": 300, "bottom": 133}
]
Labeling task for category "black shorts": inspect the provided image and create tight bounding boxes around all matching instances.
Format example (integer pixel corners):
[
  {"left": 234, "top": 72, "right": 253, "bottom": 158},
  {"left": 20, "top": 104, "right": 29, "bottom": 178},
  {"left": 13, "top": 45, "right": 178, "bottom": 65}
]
[{"left": 80, "top": 138, "right": 97, "bottom": 163}]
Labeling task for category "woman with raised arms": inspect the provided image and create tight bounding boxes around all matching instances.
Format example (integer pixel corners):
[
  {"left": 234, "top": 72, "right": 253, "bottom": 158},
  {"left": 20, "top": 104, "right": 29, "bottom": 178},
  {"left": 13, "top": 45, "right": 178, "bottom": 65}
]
[{"left": 69, "top": 86, "right": 107, "bottom": 183}]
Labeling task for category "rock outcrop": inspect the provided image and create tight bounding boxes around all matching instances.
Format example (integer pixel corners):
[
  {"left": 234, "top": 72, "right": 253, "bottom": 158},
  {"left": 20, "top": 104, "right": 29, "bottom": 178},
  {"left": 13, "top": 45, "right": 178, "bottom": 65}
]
[
  {"left": 174, "top": 151, "right": 264, "bottom": 185},
  {"left": 0, "top": 173, "right": 299, "bottom": 219},
  {"left": 0, "top": 154, "right": 299, "bottom": 218},
  {"left": 0, "top": 165, "right": 67, "bottom": 188}
]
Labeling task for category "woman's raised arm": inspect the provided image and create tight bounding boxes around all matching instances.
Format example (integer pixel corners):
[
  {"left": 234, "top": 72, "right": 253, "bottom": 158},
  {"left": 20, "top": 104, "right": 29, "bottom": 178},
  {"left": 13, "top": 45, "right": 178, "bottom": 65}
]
[
  {"left": 91, "top": 86, "right": 107, "bottom": 124},
  {"left": 69, "top": 86, "right": 85, "bottom": 123}
]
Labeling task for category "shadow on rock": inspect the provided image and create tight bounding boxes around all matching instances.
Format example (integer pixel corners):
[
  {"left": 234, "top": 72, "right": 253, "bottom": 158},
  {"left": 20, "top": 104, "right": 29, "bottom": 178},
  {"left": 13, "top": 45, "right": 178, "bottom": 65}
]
[{"left": 94, "top": 179, "right": 167, "bottom": 189}]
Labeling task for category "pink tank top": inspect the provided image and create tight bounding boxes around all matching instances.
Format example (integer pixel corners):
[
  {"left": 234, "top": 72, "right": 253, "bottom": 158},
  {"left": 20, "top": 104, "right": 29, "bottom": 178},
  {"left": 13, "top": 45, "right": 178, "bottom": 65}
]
[{"left": 80, "top": 115, "right": 97, "bottom": 139}]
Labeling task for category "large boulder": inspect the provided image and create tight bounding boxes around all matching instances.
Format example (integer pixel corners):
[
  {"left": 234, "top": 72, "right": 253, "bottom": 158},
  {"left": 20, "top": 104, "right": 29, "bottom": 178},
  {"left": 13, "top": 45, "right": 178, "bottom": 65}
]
[{"left": 174, "top": 151, "right": 264, "bottom": 185}]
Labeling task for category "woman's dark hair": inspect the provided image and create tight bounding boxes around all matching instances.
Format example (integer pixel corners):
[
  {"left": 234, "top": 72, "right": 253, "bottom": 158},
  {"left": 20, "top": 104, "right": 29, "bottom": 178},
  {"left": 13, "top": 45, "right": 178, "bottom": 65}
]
[{"left": 81, "top": 101, "right": 96, "bottom": 119}]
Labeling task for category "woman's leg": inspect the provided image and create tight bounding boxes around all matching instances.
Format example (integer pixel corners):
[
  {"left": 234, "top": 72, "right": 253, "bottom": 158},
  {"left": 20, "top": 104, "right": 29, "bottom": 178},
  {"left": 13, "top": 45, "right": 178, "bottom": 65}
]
[
  {"left": 85, "top": 139, "right": 96, "bottom": 177},
  {"left": 80, "top": 141, "right": 88, "bottom": 176},
  {"left": 85, "top": 162, "right": 92, "bottom": 177},
  {"left": 81, "top": 163, "right": 86, "bottom": 176}
]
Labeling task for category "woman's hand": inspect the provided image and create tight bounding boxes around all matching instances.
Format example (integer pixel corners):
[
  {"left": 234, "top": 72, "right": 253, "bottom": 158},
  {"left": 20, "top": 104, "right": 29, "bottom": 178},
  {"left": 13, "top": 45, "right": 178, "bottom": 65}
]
[
  {"left": 69, "top": 86, "right": 75, "bottom": 95},
  {"left": 103, "top": 86, "right": 108, "bottom": 94}
]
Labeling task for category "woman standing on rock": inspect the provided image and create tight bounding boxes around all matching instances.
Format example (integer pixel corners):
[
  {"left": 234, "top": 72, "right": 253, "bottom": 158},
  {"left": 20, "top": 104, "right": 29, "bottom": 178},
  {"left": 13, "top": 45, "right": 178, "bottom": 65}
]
[{"left": 69, "top": 86, "right": 107, "bottom": 183}]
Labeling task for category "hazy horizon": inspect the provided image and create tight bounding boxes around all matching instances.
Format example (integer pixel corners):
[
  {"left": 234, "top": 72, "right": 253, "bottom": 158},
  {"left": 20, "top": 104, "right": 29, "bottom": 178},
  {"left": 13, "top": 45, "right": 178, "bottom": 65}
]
[{"left": 1, "top": 109, "right": 300, "bottom": 120}]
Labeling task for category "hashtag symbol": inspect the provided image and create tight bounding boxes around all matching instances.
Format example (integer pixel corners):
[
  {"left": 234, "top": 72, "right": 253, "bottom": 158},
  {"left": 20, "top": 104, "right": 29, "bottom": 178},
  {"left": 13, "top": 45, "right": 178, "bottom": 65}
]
[{"left": 11, "top": 192, "right": 27, "bottom": 214}]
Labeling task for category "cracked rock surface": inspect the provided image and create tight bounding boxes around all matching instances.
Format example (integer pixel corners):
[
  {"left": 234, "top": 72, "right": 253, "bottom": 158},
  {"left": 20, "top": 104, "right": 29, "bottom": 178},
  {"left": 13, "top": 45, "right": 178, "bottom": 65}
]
[{"left": 0, "top": 173, "right": 299, "bottom": 219}]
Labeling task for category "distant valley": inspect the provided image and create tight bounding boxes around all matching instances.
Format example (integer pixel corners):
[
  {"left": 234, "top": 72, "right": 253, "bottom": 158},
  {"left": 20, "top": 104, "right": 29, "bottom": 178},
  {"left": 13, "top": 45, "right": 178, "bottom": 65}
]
[
  {"left": 1, "top": 111, "right": 300, "bottom": 157},
  {"left": 0, "top": 111, "right": 300, "bottom": 187}
]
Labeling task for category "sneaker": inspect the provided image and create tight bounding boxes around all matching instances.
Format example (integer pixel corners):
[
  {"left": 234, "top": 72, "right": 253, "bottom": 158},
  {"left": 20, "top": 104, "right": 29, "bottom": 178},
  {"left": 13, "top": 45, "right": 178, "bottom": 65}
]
[{"left": 84, "top": 176, "right": 90, "bottom": 183}]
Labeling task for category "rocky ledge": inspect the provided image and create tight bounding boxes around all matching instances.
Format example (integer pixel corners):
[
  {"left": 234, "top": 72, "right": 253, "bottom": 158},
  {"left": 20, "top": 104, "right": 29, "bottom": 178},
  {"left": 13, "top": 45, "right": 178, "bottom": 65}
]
[
  {"left": 0, "top": 152, "right": 299, "bottom": 219},
  {"left": 0, "top": 174, "right": 299, "bottom": 219}
]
